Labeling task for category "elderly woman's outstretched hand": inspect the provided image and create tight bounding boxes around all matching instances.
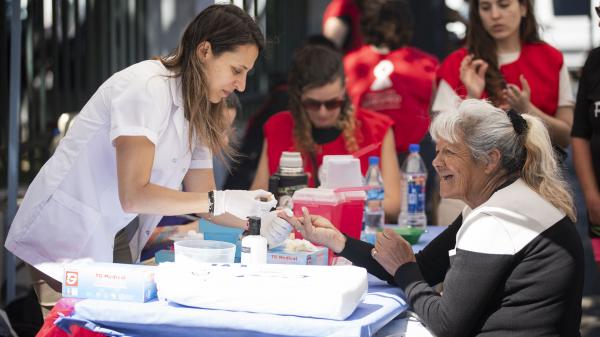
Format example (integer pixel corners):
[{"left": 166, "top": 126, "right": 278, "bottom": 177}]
[
  {"left": 278, "top": 207, "right": 347, "bottom": 253},
  {"left": 372, "top": 228, "right": 416, "bottom": 276}
]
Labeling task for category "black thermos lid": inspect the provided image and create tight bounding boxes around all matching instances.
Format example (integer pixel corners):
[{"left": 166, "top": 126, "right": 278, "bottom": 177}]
[{"left": 248, "top": 216, "right": 261, "bottom": 235}]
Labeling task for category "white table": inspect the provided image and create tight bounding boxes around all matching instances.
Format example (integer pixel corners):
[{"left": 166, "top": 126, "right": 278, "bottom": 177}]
[{"left": 55, "top": 226, "right": 446, "bottom": 337}]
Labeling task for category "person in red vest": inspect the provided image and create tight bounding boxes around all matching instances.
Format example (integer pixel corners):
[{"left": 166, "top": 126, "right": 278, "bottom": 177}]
[
  {"left": 432, "top": 0, "right": 574, "bottom": 150},
  {"left": 343, "top": 0, "right": 439, "bottom": 161},
  {"left": 251, "top": 44, "right": 402, "bottom": 222},
  {"left": 322, "top": 0, "right": 365, "bottom": 54}
]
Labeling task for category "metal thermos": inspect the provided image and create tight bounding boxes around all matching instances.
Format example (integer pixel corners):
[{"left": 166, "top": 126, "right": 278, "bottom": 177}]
[{"left": 268, "top": 152, "right": 308, "bottom": 209}]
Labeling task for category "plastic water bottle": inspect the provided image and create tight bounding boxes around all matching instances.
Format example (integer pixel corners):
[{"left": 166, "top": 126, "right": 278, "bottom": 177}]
[
  {"left": 363, "top": 156, "right": 385, "bottom": 234},
  {"left": 398, "top": 144, "right": 427, "bottom": 230}
]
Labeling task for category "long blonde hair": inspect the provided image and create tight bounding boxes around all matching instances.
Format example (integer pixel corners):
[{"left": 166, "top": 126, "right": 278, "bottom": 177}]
[
  {"left": 520, "top": 114, "right": 575, "bottom": 221},
  {"left": 160, "top": 4, "right": 264, "bottom": 159},
  {"left": 430, "top": 99, "right": 575, "bottom": 221}
]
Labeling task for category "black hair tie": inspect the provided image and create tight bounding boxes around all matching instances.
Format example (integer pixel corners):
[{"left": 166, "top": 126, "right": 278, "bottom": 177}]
[{"left": 507, "top": 109, "right": 528, "bottom": 136}]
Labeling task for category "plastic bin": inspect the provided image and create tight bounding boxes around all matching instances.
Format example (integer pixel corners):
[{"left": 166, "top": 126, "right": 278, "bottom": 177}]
[
  {"left": 292, "top": 188, "right": 365, "bottom": 240},
  {"left": 319, "top": 155, "right": 363, "bottom": 189}
]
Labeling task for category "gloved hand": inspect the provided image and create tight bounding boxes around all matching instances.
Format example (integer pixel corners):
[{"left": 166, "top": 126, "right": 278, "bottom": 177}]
[
  {"left": 260, "top": 210, "right": 293, "bottom": 248},
  {"left": 213, "top": 190, "right": 277, "bottom": 220}
]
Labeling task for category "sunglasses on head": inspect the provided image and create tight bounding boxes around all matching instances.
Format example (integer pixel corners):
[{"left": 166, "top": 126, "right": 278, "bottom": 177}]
[{"left": 301, "top": 98, "right": 345, "bottom": 111}]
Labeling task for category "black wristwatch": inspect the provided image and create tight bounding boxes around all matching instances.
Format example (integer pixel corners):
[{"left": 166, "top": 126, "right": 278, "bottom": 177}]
[{"left": 208, "top": 190, "right": 215, "bottom": 214}]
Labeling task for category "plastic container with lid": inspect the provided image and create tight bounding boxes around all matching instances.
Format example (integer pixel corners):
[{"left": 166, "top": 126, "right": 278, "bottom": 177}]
[
  {"left": 318, "top": 155, "right": 363, "bottom": 189},
  {"left": 291, "top": 188, "right": 366, "bottom": 240}
]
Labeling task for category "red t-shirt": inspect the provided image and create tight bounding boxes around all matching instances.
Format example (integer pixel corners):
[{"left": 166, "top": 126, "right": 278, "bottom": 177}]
[
  {"left": 322, "top": 0, "right": 363, "bottom": 54},
  {"left": 344, "top": 46, "right": 439, "bottom": 152},
  {"left": 264, "top": 108, "right": 393, "bottom": 187},
  {"left": 437, "top": 42, "right": 563, "bottom": 116}
]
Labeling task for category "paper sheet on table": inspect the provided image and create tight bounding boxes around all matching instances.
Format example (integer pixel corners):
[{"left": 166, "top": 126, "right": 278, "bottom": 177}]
[{"left": 155, "top": 262, "right": 367, "bottom": 320}]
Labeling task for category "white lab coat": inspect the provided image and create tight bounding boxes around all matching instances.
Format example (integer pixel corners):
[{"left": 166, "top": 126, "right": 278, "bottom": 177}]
[{"left": 5, "top": 60, "right": 212, "bottom": 282}]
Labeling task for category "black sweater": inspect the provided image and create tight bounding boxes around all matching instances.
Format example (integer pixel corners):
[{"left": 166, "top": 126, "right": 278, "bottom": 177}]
[{"left": 340, "top": 179, "right": 583, "bottom": 337}]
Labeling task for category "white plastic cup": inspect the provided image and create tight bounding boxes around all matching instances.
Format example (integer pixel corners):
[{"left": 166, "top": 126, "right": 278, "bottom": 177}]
[{"left": 174, "top": 240, "right": 235, "bottom": 264}]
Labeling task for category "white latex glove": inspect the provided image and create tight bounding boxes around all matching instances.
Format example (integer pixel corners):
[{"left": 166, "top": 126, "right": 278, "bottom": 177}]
[
  {"left": 260, "top": 210, "right": 293, "bottom": 248},
  {"left": 213, "top": 190, "right": 277, "bottom": 220}
]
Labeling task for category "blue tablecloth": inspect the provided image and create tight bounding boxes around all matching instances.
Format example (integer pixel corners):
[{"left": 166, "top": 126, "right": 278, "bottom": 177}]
[
  {"left": 55, "top": 226, "right": 446, "bottom": 337},
  {"left": 412, "top": 226, "right": 445, "bottom": 253},
  {"left": 55, "top": 276, "right": 408, "bottom": 337}
]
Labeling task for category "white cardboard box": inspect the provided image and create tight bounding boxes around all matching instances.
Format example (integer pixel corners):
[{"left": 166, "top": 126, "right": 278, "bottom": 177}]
[
  {"left": 62, "top": 262, "right": 157, "bottom": 302},
  {"left": 267, "top": 246, "right": 329, "bottom": 265}
]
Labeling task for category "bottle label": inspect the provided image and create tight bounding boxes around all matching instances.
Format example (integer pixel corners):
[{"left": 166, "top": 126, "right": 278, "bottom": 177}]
[
  {"left": 277, "top": 184, "right": 307, "bottom": 209},
  {"left": 366, "top": 188, "right": 384, "bottom": 201},
  {"left": 407, "top": 175, "right": 426, "bottom": 213},
  {"left": 241, "top": 246, "right": 251, "bottom": 254}
]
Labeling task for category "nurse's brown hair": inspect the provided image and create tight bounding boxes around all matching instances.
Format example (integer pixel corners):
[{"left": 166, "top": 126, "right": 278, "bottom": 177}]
[{"left": 160, "top": 4, "right": 264, "bottom": 158}]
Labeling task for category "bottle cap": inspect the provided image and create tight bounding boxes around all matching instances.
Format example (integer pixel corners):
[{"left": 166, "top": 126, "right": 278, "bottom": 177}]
[
  {"left": 247, "top": 216, "right": 261, "bottom": 235},
  {"left": 409, "top": 144, "right": 420, "bottom": 153},
  {"left": 279, "top": 152, "right": 303, "bottom": 168},
  {"left": 368, "top": 156, "right": 379, "bottom": 166}
]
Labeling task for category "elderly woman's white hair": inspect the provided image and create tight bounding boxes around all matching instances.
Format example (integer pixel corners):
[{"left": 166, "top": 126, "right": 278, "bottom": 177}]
[{"left": 430, "top": 99, "right": 575, "bottom": 221}]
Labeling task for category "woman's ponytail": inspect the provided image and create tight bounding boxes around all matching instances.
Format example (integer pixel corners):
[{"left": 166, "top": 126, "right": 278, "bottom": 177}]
[{"left": 520, "top": 114, "right": 576, "bottom": 222}]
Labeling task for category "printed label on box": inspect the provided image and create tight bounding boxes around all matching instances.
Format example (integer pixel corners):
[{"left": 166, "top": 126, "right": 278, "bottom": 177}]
[
  {"left": 65, "top": 271, "right": 78, "bottom": 286},
  {"left": 267, "top": 247, "right": 328, "bottom": 266},
  {"left": 62, "top": 263, "right": 157, "bottom": 303}
]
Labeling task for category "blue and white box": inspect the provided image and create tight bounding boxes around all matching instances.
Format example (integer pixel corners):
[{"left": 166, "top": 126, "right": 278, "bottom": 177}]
[
  {"left": 62, "top": 262, "right": 157, "bottom": 302},
  {"left": 267, "top": 246, "right": 329, "bottom": 265}
]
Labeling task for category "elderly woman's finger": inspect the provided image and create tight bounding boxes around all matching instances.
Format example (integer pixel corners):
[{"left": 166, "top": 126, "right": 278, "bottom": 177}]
[
  {"left": 374, "top": 232, "right": 386, "bottom": 253},
  {"left": 301, "top": 207, "right": 315, "bottom": 235},
  {"left": 382, "top": 228, "right": 398, "bottom": 240}
]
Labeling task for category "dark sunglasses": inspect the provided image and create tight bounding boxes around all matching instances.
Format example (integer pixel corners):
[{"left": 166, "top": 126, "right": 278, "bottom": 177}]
[
  {"left": 596, "top": 6, "right": 600, "bottom": 19},
  {"left": 301, "top": 98, "right": 344, "bottom": 111}
]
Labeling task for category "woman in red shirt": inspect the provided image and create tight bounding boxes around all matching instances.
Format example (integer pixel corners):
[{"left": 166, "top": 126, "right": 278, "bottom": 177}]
[
  {"left": 344, "top": 0, "right": 439, "bottom": 157},
  {"left": 432, "top": 0, "right": 573, "bottom": 149},
  {"left": 251, "top": 44, "right": 402, "bottom": 222},
  {"left": 322, "top": 0, "right": 365, "bottom": 54}
]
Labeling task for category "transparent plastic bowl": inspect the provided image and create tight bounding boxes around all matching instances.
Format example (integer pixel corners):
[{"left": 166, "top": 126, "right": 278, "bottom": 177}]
[{"left": 174, "top": 240, "right": 235, "bottom": 264}]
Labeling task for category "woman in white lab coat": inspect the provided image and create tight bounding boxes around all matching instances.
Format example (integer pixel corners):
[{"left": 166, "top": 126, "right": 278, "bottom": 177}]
[{"left": 5, "top": 4, "right": 289, "bottom": 297}]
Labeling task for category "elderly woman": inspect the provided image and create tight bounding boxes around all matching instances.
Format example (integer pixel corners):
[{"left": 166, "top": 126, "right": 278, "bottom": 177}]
[{"left": 281, "top": 99, "right": 583, "bottom": 336}]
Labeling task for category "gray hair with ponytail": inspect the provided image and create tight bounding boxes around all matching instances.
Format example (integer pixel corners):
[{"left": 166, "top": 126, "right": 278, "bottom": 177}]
[{"left": 430, "top": 99, "right": 575, "bottom": 222}]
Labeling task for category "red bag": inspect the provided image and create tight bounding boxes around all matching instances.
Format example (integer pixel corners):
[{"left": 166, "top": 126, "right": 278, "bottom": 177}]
[{"left": 35, "top": 298, "right": 106, "bottom": 337}]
